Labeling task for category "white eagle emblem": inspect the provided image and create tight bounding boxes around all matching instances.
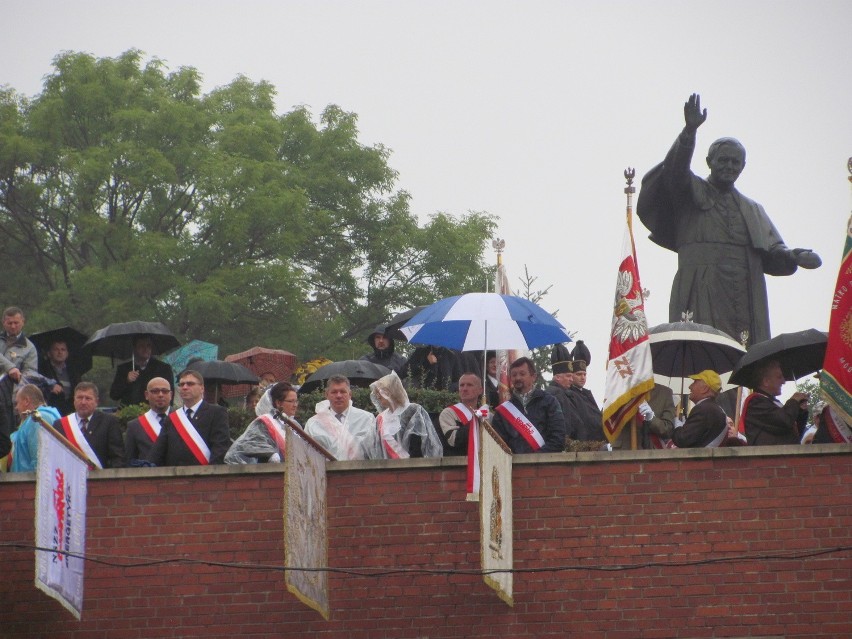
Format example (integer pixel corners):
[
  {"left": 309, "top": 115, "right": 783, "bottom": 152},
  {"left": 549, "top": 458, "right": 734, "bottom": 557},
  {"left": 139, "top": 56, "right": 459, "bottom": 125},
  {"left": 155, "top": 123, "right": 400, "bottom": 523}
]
[{"left": 612, "top": 268, "right": 647, "bottom": 343}]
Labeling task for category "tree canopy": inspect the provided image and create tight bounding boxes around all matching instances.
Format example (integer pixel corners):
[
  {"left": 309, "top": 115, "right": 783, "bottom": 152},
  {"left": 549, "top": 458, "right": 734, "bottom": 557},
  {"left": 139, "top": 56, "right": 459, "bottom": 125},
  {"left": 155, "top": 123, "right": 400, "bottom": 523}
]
[{"left": 0, "top": 50, "right": 496, "bottom": 361}]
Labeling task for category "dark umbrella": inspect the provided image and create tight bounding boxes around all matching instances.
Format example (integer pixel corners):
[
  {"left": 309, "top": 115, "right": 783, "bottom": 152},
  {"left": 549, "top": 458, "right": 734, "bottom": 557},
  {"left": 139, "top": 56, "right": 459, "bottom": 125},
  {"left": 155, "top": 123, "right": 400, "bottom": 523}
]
[
  {"left": 84, "top": 321, "right": 180, "bottom": 363},
  {"left": 384, "top": 306, "right": 428, "bottom": 341},
  {"left": 29, "top": 326, "right": 93, "bottom": 374},
  {"left": 299, "top": 360, "right": 391, "bottom": 394},
  {"left": 186, "top": 359, "right": 259, "bottom": 385},
  {"left": 648, "top": 321, "right": 745, "bottom": 378},
  {"left": 729, "top": 329, "right": 828, "bottom": 388}
]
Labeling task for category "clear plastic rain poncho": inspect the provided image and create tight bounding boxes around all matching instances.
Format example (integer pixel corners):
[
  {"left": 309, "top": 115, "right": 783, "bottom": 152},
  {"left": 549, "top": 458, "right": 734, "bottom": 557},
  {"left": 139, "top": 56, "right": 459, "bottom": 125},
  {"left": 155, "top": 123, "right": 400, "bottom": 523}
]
[
  {"left": 369, "top": 371, "right": 443, "bottom": 459},
  {"left": 224, "top": 386, "right": 297, "bottom": 464}
]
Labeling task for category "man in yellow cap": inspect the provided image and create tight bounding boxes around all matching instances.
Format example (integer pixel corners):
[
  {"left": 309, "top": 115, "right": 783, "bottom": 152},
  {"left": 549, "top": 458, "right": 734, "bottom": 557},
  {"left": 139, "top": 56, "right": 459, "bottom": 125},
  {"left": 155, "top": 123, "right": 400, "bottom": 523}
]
[{"left": 671, "top": 370, "right": 728, "bottom": 448}]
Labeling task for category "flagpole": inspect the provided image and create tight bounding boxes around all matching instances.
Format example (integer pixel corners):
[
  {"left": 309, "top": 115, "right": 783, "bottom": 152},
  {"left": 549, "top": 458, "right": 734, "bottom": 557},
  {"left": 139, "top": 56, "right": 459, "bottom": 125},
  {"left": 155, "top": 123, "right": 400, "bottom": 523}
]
[
  {"left": 623, "top": 168, "right": 641, "bottom": 451},
  {"left": 28, "top": 410, "right": 96, "bottom": 467}
]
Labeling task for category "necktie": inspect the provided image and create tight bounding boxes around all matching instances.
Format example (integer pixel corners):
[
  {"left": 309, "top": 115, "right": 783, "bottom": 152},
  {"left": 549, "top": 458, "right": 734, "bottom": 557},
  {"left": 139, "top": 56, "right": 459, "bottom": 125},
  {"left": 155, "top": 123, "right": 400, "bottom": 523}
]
[
  {"left": 159, "top": 413, "right": 169, "bottom": 427},
  {"left": 185, "top": 408, "right": 193, "bottom": 420},
  {"left": 335, "top": 412, "right": 344, "bottom": 422},
  {"left": 80, "top": 417, "right": 89, "bottom": 434}
]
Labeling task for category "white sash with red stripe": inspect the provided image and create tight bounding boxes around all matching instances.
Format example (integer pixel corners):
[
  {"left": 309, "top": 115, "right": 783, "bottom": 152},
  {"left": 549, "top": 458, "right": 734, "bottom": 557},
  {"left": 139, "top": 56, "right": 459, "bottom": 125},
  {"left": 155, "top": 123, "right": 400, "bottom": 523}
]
[
  {"left": 376, "top": 413, "right": 409, "bottom": 459},
  {"left": 171, "top": 408, "right": 211, "bottom": 465},
  {"left": 58, "top": 415, "right": 103, "bottom": 469},
  {"left": 257, "top": 415, "right": 287, "bottom": 454},
  {"left": 495, "top": 401, "right": 545, "bottom": 451},
  {"left": 138, "top": 409, "right": 164, "bottom": 443}
]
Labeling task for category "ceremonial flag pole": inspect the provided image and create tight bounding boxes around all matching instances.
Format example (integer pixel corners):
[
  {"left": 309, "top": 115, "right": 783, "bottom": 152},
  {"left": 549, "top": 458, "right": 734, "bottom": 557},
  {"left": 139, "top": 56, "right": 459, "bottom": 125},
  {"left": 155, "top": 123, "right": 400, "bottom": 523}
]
[
  {"left": 819, "top": 158, "right": 852, "bottom": 430},
  {"left": 602, "top": 169, "right": 655, "bottom": 446},
  {"left": 493, "top": 239, "right": 513, "bottom": 404}
]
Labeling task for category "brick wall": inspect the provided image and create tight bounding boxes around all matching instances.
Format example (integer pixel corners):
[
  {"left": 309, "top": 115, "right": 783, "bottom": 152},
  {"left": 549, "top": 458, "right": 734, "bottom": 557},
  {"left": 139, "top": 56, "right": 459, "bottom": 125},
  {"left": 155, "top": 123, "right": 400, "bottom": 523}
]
[{"left": 1, "top": 445, "right": 850, "bottom": 638}]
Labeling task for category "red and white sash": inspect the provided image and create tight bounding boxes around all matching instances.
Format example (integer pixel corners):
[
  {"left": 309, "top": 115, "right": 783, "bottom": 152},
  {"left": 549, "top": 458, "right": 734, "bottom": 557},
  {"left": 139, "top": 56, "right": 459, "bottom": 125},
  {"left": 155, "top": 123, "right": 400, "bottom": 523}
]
[
  {"left": 824, "top": 406, "right": 852, "bottom": 443},
  {"left": 450, "top": 403, "right": 480, "bottom": 495},
  {"left": 376, "top": 413, "right": 409, "bottom": 459},
  {"left": 170, "top": 408, "right": 210, "bottom": 465},
  {"left": 138, "top": 409, "right": 164, "bottom": 443},
  {"left": 257, "top": 415, "right": 287, "bottom": 454},
  {"left": 495, "top": 401, "right": 545, "bottom": 451},
  {"left": 58, "top": 414, "right": 103, "bottom": 469}
]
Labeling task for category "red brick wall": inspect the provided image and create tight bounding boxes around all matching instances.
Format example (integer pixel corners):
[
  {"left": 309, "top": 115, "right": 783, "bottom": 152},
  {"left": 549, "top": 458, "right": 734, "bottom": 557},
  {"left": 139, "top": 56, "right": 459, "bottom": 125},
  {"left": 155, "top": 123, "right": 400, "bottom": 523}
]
[{"left": 1, "top": 446, "right": 850, "bottom": 638}]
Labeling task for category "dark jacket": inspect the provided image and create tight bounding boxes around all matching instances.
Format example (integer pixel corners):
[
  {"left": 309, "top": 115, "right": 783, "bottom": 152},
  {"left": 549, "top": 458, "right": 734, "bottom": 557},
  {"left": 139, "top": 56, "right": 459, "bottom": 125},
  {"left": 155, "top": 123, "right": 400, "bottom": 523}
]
[
  {"left": 110, "top": 358, "right": 174, "bottom": 407},
  {"left": 53, "top": 411, "right": 125, "bottom": 469},
  {"left": 492, "top": 389, "right": 566, "bottom": 454},
  {"left": 568, "top": 385, "right": 605, "bottom": 441},
  {"left": 125, "top": 410, "right": 171, "bottom": 463},
  {"left": 360, "top": 335, "right": 407, "bottom": 377},
  {"left": 146, "top": 402, "right": 230, "bottom": 466},
  {"left": 544, "top": 381, "right": 581, "bottom": 440},
  {"left": 403, "top": 346, "right": 460, "bottom": 391},
  {"left": 743, "top": 390, "right": 806, "bottom": 446},
  {"left": 671, "top": 397, "right": 727, "bottom": 448},
  {"left": 39, "top": 359, "right": 84, "bottom": 416}
]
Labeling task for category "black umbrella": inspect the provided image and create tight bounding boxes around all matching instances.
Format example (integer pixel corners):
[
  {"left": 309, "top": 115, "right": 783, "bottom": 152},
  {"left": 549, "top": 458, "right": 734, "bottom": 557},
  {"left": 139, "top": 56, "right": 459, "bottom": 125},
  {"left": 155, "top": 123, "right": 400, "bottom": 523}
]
[
  {"left": 729, "top": 329, "right": 828, "bottom": 388},
  {"left": 29, "top": 326, "right": 93, "bottom": 374},
  {"left": 84, "top": 321, "right": 180, "bottom": 361},
  {"left": 186, "top": 359, "right": 259, "bottom": 385},
  {"left": 384, "top": 306, "right": 428, "bottom": 341},
  {"left": 648, "top": 321, "right": 745, "bottom": 378},
  {"left": 299, "top": 360, "right": 391, "bottom": 394}
]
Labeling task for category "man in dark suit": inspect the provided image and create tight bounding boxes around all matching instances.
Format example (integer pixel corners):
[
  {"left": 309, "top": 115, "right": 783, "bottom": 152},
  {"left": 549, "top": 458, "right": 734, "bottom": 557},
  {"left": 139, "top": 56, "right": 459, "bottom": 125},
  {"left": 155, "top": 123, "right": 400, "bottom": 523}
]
[
  {"left": 109, "top": 335, "right": 174, "bottom": 407},
  {"left": 146, "top": 369, "right": 230, "bottom": 466},
  {"left": 53, "top": 381, "right": 125, "bottom": 468},
  {"left": 125, "top": 377, "right": 173, "bottom": 464},
  {"left": 671, "top": 370, "right": 728, "bottom": 448},
  {"left": 741, "top": 359, "right": 808, "bottom": 446}
]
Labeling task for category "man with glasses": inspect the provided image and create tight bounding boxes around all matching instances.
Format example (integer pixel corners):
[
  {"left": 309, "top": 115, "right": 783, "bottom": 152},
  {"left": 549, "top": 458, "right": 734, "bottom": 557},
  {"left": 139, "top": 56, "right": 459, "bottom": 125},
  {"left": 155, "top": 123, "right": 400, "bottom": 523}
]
[
  {"left": 146, "top": 370, "right": 230, "bottom": 466},
  {"left": 125, "top": 377, "right": 173, "bottom": 465}
]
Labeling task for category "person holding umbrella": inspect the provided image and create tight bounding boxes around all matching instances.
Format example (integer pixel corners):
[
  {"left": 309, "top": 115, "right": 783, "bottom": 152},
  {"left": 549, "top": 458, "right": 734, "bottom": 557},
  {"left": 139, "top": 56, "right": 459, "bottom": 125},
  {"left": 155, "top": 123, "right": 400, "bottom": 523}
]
[
  {"left": 39, "top": 338, "right": 84, "bottom": 416},
  {"left": 109, "top": 335, "right": 175, "bottom": 407},
  {"left": 740, "top": 360, "right": 809, "bottom": 446},
  {"left": 670, "top": 371, "right": 729, "bottom": 448}
]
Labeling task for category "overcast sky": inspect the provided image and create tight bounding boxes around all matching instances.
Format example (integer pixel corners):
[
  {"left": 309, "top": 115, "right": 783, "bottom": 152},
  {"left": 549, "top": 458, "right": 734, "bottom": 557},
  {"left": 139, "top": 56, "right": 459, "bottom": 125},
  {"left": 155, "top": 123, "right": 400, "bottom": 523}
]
[{"left": 3, "top": 0, "right": 850, "bottom": 400}]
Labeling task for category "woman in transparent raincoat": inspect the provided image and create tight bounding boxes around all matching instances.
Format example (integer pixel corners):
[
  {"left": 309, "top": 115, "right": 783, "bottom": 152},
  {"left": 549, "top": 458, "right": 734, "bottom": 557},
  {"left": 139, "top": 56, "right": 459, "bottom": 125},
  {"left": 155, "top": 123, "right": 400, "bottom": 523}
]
[
  {"left": 225, "top": 382, "right": 299, "bottom": 464},
  {"left": 369, "top": 371, "right": 443, "bottom": 459}
]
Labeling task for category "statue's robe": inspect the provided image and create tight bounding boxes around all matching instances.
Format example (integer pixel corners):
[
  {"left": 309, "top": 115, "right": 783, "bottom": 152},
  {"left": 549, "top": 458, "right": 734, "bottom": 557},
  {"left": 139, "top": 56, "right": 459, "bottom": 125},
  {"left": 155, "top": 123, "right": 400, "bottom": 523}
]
[{"left": 637, "top": 132, "right": 798, "bottom": 345}]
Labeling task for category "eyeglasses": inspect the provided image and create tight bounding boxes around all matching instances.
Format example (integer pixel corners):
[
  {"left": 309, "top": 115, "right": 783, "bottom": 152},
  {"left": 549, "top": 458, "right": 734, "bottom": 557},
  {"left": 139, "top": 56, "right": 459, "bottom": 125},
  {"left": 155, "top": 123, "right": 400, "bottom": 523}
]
[
  {"left": 148, "top": 388, "right": 172, "bottom": 394},
  {"left": 177, "top": 381, "right": 199, "bottom": 387}
]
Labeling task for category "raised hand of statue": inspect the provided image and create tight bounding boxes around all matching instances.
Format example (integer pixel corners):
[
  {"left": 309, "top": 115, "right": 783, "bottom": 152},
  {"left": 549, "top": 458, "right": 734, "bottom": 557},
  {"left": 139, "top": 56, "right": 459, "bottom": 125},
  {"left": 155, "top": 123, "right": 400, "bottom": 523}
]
[
  {"left": 792, "top": 248, "right": 822, "bottom": 269},
  {"left": 683, "top": 93, "right": 707, "bottom": 132}
]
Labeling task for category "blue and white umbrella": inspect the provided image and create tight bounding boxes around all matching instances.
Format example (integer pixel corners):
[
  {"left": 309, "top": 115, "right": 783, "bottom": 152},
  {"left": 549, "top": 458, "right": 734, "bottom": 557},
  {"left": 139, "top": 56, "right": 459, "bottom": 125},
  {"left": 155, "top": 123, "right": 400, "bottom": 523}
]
[{"left": 400, "top": 293, "right": 571, "bottom": 351}]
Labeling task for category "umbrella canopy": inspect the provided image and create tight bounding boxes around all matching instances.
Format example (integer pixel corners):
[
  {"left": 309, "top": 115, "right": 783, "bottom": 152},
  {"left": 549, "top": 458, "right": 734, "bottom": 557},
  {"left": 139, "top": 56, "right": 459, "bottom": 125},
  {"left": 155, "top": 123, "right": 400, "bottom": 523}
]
[
  {"left": 162, "top": 339, "right": 219, "bottom": 376},
  {"left": 299, "top": 360, "right": 391, "bottom": 394},
  {"left": 223, "top": 346, "right": 298, "bottom": 398},
  {"left": 648, "top": 321, "right": 745, "bottom": 378},
  {"left": 400, "top": 293, "right": 570, "bottom": 352},
  {"left": 384, "top": 305, "right": 429, "bottom": 341},
  {"left": 29, "top": 326, "right": 93, "bottom": 374},
  {"left": 729, "top": 329, "right": 829, "bottom": 388},
  {"left": 186, "top": 359, "right": 258, "bottom": 385},
  {"left": 83, "top": 321, "right": 179, "bottom": 359}
]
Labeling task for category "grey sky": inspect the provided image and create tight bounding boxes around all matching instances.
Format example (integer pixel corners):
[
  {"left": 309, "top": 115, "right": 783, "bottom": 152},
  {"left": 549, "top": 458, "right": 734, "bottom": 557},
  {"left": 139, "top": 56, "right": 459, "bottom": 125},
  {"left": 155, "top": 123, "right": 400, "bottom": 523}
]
[{"left": 3, "top": 0, "right": 850, "bottom": 400}]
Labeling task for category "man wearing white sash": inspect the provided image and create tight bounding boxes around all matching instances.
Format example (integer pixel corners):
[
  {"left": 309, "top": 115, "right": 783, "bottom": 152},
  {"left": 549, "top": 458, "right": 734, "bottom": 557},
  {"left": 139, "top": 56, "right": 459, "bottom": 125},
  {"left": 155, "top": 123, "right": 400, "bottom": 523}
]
[
  {"left": 225, "top": 382, "right": 299, "bottom": 464},
  {"left": 304, "top": 375, "right": 380, "bottom": 461},
  {"left": 491, "top": 357, "right": 566, "bottom": 454},
  {"left": 671, "top": 370, "right": 729, "bottom": 448},
  {"left": 52, "top": 382, "right": 124, "bottom": 468},
  {"left": 439, "top": 373, "right": 485, "bottom": 456},
  {"left": 125, "top": 377, "right": 173, "bottom": 464},
  {"left": 146, "top": 370, "right": 230, "bottom": 466}
]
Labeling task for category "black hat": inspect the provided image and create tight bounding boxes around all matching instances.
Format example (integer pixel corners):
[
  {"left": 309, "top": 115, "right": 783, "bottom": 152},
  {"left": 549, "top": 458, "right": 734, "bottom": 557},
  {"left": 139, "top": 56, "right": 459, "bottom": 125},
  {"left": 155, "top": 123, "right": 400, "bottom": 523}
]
[
  {"left": 571, "top": 340, "right": 591, "bottom": 371},
  {"left": 551, "top": 343, "right": 573, "bottom": 374}
]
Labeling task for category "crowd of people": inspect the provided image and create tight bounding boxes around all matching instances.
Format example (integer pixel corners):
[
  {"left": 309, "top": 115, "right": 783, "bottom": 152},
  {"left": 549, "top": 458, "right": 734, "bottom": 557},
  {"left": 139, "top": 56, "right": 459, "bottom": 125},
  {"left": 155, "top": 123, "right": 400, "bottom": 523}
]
[{"left": 0, "top": 306, "right": 846, "bottom": 474}]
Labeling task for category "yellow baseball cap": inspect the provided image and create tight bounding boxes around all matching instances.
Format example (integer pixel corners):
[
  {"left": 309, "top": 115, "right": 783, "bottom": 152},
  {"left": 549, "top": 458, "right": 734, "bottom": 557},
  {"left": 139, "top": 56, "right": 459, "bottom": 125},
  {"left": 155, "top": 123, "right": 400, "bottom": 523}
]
[{"left": 688, "top": 369, "right": 722, "bottom": 393}]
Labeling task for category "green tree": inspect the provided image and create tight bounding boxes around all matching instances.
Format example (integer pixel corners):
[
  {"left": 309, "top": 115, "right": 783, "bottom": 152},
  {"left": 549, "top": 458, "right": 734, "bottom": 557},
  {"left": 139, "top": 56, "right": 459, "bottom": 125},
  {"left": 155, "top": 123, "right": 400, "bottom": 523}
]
[{"left": 0, "top": 50, "right": 496, "bottom": 363}]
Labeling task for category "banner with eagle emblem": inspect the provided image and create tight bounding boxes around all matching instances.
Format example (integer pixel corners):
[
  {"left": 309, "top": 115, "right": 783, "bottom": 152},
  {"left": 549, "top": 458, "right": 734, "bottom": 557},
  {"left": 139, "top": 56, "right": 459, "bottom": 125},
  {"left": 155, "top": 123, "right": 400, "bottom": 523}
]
[{"left": 602, "top": 194, "right": 654, "bottom": 443}]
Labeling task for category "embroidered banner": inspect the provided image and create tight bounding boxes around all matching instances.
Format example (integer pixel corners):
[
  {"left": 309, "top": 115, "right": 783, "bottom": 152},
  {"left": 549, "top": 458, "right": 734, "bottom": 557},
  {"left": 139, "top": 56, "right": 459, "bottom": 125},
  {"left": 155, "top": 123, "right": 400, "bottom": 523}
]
[
  {"left": 35, "top": 426, "right": 89, "bottom": 619},
  {"left": 284, "top": 423, "right": 329, "bottom": 619},
  {"left": 480, "top": 420, "right": 513, "bottom": 607}
]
